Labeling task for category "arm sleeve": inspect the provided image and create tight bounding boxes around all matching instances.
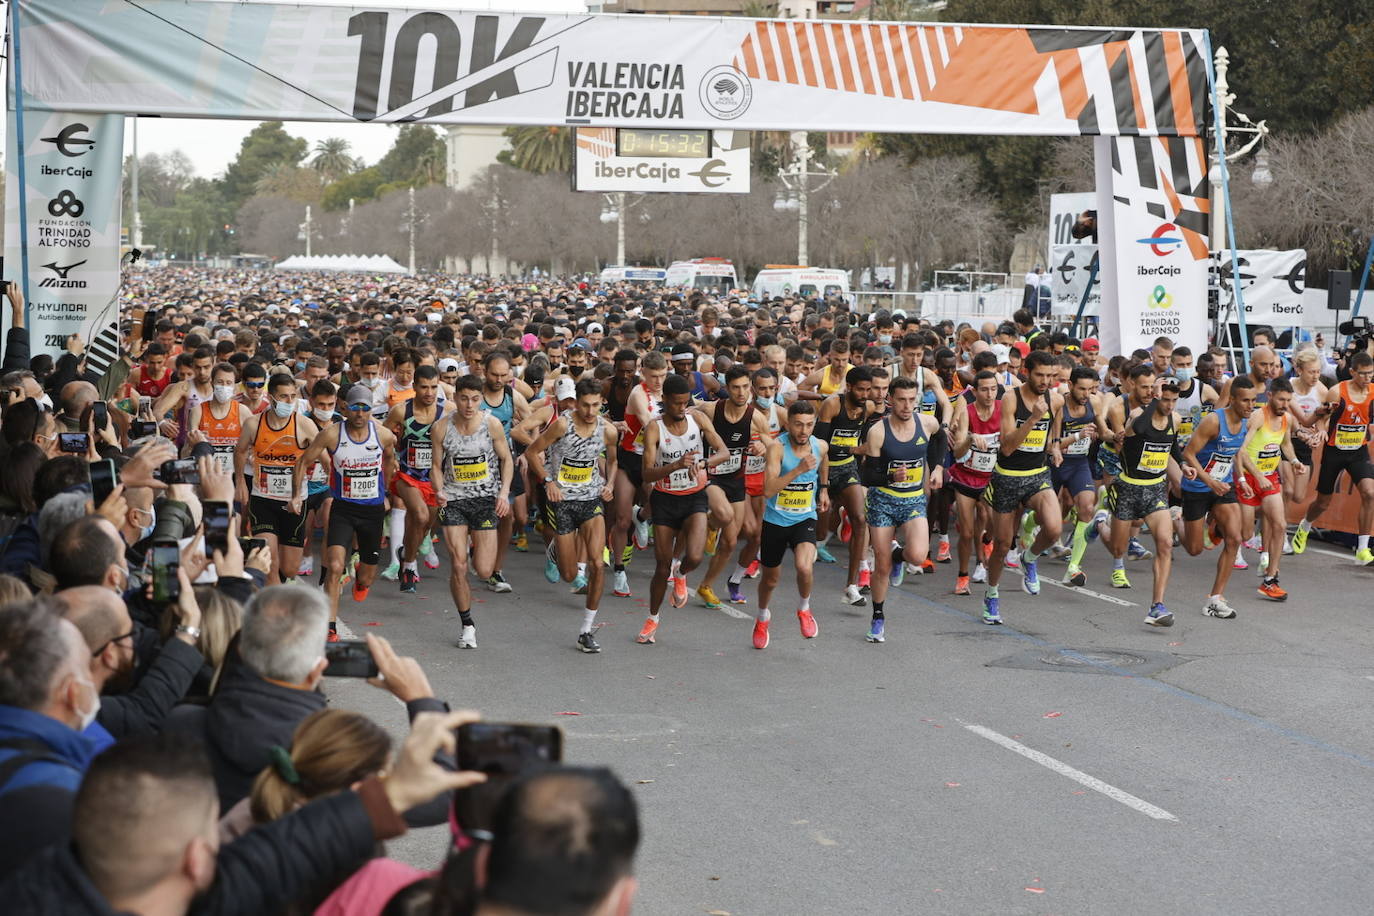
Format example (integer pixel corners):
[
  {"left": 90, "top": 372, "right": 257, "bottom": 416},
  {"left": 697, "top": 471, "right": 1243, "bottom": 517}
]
[
  {"left": 96, "top": 637, "right": 205, "bottom": 739},
  {"left": 926, "top": 426, "right": 948, "bottom": 468},
  {"left": 2, "top": 327, "right": 30, "bottom": 373},
  {"left": 402, "top": 697, "right": 454, "bottom": 828}
]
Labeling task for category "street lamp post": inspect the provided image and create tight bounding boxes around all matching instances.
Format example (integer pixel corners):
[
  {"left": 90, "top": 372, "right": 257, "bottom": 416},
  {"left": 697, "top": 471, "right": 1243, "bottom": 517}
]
[
  {"left": 407, "top": 186, "right": 417, "bottom": 275},
  {"left": 1209, "top": 46, "right": 1271, "bottom": 253},
  {"left": 599, "top": 192, "right": 645, "bottom": 266},
  {"left": 773, "top": 130, "right": 836, "bottom": 267}
]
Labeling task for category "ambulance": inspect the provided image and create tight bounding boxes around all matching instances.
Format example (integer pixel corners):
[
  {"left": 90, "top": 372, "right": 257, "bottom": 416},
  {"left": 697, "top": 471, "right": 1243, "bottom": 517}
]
[
  {"left": 663, "top": 258, "right": 739, "bottom": 294},
  {"left": 751, "top": 266, "right": 853, "bottom": 305},
  {"left": 598, "top": 266, "right": 667, "bottom": 287}
]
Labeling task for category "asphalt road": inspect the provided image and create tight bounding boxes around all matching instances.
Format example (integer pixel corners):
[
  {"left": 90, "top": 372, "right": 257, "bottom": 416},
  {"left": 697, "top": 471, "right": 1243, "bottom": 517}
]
[{"left": 322, "top": 527, "right": 1374, "bottom": 915}]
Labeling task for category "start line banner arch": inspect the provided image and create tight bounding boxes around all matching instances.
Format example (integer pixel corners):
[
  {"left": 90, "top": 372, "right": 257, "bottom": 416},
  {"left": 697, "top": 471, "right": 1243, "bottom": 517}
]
[{"left": 6, "top": 0, "right": 1216, "bottom": 358}]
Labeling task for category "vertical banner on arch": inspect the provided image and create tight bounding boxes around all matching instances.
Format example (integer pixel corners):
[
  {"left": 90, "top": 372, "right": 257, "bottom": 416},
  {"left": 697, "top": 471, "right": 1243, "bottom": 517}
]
[{"left": 3, "top": 110, "right": 125, "bottom": 358}]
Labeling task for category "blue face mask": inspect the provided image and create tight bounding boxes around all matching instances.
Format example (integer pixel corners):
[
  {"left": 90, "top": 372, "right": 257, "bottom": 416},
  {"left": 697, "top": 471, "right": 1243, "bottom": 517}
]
[
  {"left": 1173, "top": 367, "right": 1194, "bottom": 385},
  {"left": 138, "top": 507, "right": 155, "bottom": 543},
  {"left": 273, "top": 399, "right": 295, "bottom": 419}
]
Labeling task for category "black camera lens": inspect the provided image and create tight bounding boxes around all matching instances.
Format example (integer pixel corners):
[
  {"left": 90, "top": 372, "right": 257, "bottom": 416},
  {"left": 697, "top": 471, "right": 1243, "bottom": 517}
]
[{"left": 150, "top": 499, "right": 193, "bottom": 545}]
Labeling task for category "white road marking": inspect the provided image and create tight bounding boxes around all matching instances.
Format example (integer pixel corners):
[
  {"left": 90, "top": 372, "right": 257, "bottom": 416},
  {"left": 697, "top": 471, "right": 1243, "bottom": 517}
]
[
  {"left": 959, "top": 721, "right": 1178, "bottom": 822},
  {"left": 1305, "top": 544, "right": 1364, "bottom": 562},
  {"left": 335, "top": 618, "right": 358, "bottom": 640},
  {"left": 714, "top": 603, "right": 751, "bottom": 620},
  {"left": 1042, "top": 577, "right": 1137, "bottom": 607}
]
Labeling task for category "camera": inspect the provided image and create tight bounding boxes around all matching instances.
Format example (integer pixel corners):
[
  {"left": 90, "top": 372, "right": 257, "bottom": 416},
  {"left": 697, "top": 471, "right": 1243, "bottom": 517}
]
[
  {"left": 1339, "top": 316, "right": 1372, "bottom": 359},
  {"left": 454, "top": 723, "right": 563, "bottom": 839},
  {"left": 157, "top": 458, "right": 200, "bottom": 485},
  {"left": 149, "top": 498, "right": 194, "bottom": 545},
  {"left": 129, "top": 419, "right": 159, "bottom": 439}
]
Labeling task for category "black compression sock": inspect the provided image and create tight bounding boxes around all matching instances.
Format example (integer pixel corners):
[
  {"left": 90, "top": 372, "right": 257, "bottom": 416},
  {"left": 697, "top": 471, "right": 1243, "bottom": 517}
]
[
  {"left": 872, "top": 601, "right": 884, "bottom": 620},
  {"left": 614, "top": 564, "right": 625, "bottom": 572},
  {"left": 328, "top": 620, "right": 337, "bottom": 634},
  {"left": 459, "top": 610, "right": 474, "bottom": 627}
]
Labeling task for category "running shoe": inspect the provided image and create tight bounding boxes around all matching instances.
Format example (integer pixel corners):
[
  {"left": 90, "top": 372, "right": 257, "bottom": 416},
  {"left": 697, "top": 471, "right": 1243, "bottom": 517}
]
[
  {"left": 1233, "top": 549, "right": 1249, "bottom": 570},
  {"left": 347, "top": 552, "right": 359, "bottom": 583},
  {"left": 971, "top": 563, "right": 988, "bottom": 584},
  {"left": 613, "top": 570, "right": 632, "bottom": 597},
  {"left": 602, "top": 546, "right": 612, "bottom": 567},
  {"left": 954, "top": 574, "right": 971, "bottom": 595},
  {"left": 936, "top": 539, "right": 952, "bottom": 563},
  {"left": 815, "top": 544, "right": 838, "bottom": 564},
  {"left": 1044, "top": 543, "right": 1070, "bottom": 561},
  {"left": 544, "top": 548, "right": 560, "bottom": 583},
  {"left": 752, "top": 618, "right": 770, "bottom": 649},
  {"left": 1063, "top": 566, "right": 1086, "bottom": 587},
  {"left": 298, "top": 556, "right": 314, "bottom": 577},
  {"left": 705, "top": 527, "right": 719, "bottom": 557},
  {"left": 1281, "top": 536, "right": 1293, "bottom": 556},
  {"left": 1258, "top": 577, "right": 1288, "bottom": 601},
  {"left": 745, "top": 559, "right": 761, "bottom": 578},
  {"left": 352, "top": 581, "right": 370, "bottom": 602},
  {"left": 571, "top": 574, "right": 588, "bottom": 595},
  {"left": 1087, "top": 509, "right": 1108, "bottom": 542},
  {"left": 844, "top": 584, "right": 867, "bottom": 606},
  {"left": 1020, "top": 553, "right": 1040, "bottom": 595},
  {"left": 633, "top": 513, "right": 652, "bottom": 550},
  {"left": 1127, "top": 538, "right": 1153, "bottom": 560},
  {"left": 921, "top": 559, "right": 936, "bottom": 574},
  {"left": 1258, "top": 551, "right": 1270, "bottom": 573},
  {"left": 890, "top": 560, "right": 905, "bottom": 588},
  {"left": 1003, "top": 551, "right": 1020, "bottom": 570},
  {"left": 797, "top": 608, "right": 818, "bottom": 638},
  {"left": 513, "top": 532, "right": 528, "bottom": 552},
  {"left": 839, "top": 514, "right": 852, "bottom": 543},
  {"left": 1290, "top": 527, "right": 1309, "bottom": 554},
  {"left": 671, "top": 576, "right": 688, "bottom": 608},
  {"left": 1357, "top": 548, "right": 1374, "bottom": 565},
  {"left": 857, "top": 567, "right": 872, "bottom": 591},
  {"left": 866, "top": 618, "right": 885, "bottom": 643},
  {"left": 577, "top": 631, "right": 601, "bottom": 653},
  {"left": 327, "top": 627, "right": 340, "bottom": 643},
  {"left": 636, "top": 617, "right": 658, "bottom": 644},
  {"left": 1203, "top": 595, "right": 1238, "bottom": 618},
  {"left": 423, "top": 549, "right": 440, "bottom": 570},
  {"left": 1243, "top": 535, "right": 1262, "bottom": 551},
  {"left": 980, "top": 539, "right": 993, "bottom": 563},
  {"left": 380, "top": 560, "right": 400, "bottom": 581},
  {"left": 486, "top": 572, "right": 513, "bottom": 593},
  {"left": 458, "top": 624, "right": 477, "bottom": 649},
  {"left": 1110, "top": 568, "right": 1131, "bottom": 589},
  {"left": 728, "top": 581, "right": 747, "bottom": 604},
  {"left": 982, "top": 594, "right": 1002, "bottom": 625},
  {"left": 400, "top": 568, "right": 419, "bottom": 594},
  {"left": 698, "top": 585, "right": 723, "bottom": 609},
  {"left": 1144, "top": 602, "right": 1174, "bottom": 627}
]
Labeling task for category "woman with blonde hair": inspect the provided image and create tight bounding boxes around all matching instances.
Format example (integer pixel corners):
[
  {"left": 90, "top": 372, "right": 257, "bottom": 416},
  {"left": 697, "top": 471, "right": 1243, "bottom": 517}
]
[{"left": 161, "top": 586, "right": 243, "bottom": 699}]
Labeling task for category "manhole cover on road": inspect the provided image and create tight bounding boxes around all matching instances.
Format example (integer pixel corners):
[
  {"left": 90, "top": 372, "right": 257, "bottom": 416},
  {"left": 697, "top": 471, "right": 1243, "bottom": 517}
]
[{"left": 987, "top": 646, "right": 1181, "bottom": 677}]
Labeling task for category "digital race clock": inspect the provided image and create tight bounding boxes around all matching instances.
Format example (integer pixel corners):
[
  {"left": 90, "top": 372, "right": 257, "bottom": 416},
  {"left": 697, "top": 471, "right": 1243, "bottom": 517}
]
[{"left": 615, "top": 129, "right": 712, "bottom": 158}]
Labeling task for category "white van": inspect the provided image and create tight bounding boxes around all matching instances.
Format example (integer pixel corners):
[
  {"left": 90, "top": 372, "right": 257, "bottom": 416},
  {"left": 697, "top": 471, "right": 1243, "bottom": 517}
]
[
  {"left": 599, "top": 266, "right": 666, "bottom": 287},
  {"left": 664, "top": 258, "right": 738, "bottom": 295},
  {"left": 751, "top": 266, "right": 852, "bottom": 305}
]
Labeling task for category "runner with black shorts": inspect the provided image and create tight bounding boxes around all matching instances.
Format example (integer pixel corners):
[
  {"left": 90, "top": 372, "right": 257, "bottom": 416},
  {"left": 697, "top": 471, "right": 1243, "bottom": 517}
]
[
  {"left": 234, "top": 373, "right": 318, "bottom": 589},
  {"left": 1051, "top": 367, "right": 1109, "bottom": 587},
  {"left": 293, "top": 384, "right": 397, "bottom": 636},
  {"left": 692, "top": 366, "right": 770, "bottom": 610},
  {"left": 302, "top": 380, "right": 339, "bottom": 583},
  {"left": 817, "top": 366, "right": 876, "bottom": 606},
  {"left": 981, "top": 350, "right": 1063, "bottom": 625},
  {"left": 636, "top": 373, "right": 730, "bottom": 645},
  {"left": 433, "top": 375, "right": 515, "bottom": 650},
  {"left": 385, "top": 365, "right": 445, "bottom": 593},
  {"left": 754, "top": 400, "right": 830, "bottom": 650},
  {"left": 603, "top": 349, "right": 639, "bottom": 581},
  {"left": 949, "top": 370, "right": 1000, "bottom": 594},
  {"left": 1294, "top": 352, "right": 1374, "bottom": 562},
  {"left": 526, "top": 377, "right": 620, "bottom": 653},
  {"left": 611, "top": 351, "right": 666, "bottom": 598},
  {"left": 478, "top": 352, "right": 529, "bottom": 594},
  {"left": 728, "top": 368, "right": 784, "bottom": 604}
]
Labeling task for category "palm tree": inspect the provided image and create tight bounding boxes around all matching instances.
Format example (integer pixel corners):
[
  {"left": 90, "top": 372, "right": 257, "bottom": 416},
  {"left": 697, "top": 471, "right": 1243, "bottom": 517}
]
[
  {"left": 416, "top": 142, "right": 445, "bottom": 185},
  {"left": 311, "top": 137, "right": 356, "bottom": 182},
  {"left": 504, "top": 126, "right": 574, "bottom": 175}
]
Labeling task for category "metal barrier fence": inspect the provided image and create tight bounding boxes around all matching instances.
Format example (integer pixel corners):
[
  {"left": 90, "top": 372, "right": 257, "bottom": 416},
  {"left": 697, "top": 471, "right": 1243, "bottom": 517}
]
[{"left": 854, "top": 288, "right": 1023, "bottom": 325}]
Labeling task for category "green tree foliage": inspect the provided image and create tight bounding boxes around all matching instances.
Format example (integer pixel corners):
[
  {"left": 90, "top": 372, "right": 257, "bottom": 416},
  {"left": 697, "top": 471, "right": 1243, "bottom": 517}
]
[
  {"left": 321, "top": 166, "right": 387, "bottom": 211},
  {"left": 374, "top": 125, "right": 447, "bottom": 185},
  {"left": 499, "top": 126, "right": 574, "bottom": 175},
  {"left": 310, "top": 137, "right": 358, "bottom": 182},
  {"left": 219, "top": 121, "right": 308, "bottom": 208}
]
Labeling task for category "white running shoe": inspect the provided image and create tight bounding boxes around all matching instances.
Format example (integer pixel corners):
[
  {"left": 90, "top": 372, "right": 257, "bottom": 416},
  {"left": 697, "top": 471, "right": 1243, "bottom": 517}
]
[
  {"left": 1203, "top": 596, "right": 1237, "bottom": 619},
  {"left": 843, "top": 584, "right": 867, "bottom": 606},
  {"left": 613, "top": 570, "right": 631, "bottom": 597},
  {"left": 1282, "top": 536, "right": 1293, "bottom": 556},
  {"left": 971, "top": 563, "right": 988, "bottom": 584},
  {"left": 458, "top": 624, "right": 477, "bottom": 648},
  {"left": 297, "top": 556, "right": 314, "bottom": 577}
]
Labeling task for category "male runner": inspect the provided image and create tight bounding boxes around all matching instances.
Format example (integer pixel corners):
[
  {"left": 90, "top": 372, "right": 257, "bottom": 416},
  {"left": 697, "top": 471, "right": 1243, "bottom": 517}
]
[
  {"left": 1102, "top": 377, "right": 1193, "bottom": 626},
  {"left": 292, "top": 384, "right": 398, "bottom": 635},
  {"left": 755, "top": 401, "right": 830, "bottom": 649},
  {"left": 817, "top": 366, "right": 876, "bottom": 605},
  {"left": 1180, "top": 375, "right": 1257, "bottom": 619},
  {"left": 525, "top": 377, "right": 620, "bottom": 653},
  {"left": 187, "top": 362, "right": 250, "bottom": 476},
  {"left": 301, "top": 380, "right": 338, "bottom": 580},
  {"left": 796, "top": 338, "right": 852, "bottom": 401},
  {"left": 692, "top": 367, "right": 770, "bottom": 609},
  {"left": 949, "top": 370, "right": 1000, "bottom": 595},
  {"left": 1238, "top": 378, "right": 1303, "bottom": 599},
  {"left": 1293, "top": 351, "right": 1374, "bottom": 562},
  {"left": 859, "top": 375, "right": 945, "bottom": 642},
  {"left": 432, "top": 375, "right": 515, "bottom": 649},
  {"left": 1094, "top": 365, "right": 1162, "bottom": 562},
  {"left": 610, "top": 351, "right": 667, "bottom": 597},
  {"left": 384, "top": 365, "right": 445, "bottom": 593},
  {"left": 234, "top": 373, "right": 319, "bottom": 590},
  {"left": 153, "top": 345, "right": 215, "bottom": 445},
  {"left": 981, "top": 349, "right": 1064, "bottom": 625},
  {"left": 1051, "top": 367, "right": 1109, "bottom": 587},
  {"left": 636, "top": 374, "right": 731, "bottom": 645},
  {"left": 727, "top": 367, "right": 784, "bottom": 603}
]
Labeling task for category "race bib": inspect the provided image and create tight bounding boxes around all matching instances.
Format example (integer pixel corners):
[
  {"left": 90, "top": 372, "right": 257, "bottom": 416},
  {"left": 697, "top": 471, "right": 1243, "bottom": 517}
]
[
  {"left": 746, "top": 449, "right": 766, "bottom": 475},
  {"left": 715, "top": 450, "right": 743, "bottom": 474},
  {"left": 777, "top": 483, "right": 814, "bottom": 512},
  {"left": 1137, "top": 441, "right": 1170, "bottom": 474},
  {"left": 968, "top": 447, "right": 997, "bottom": 473},
  {"left": 407, "top": 443, "right": 432, "bottom": 470},
  {"left": 666, "top": 464, "right": 698, "bottom": 491},
  {"left": 558, "top": 458, "right": 594, "bottom": 486},
  {"left": 831, "top": 432, "right": 859, "bottom": 450},
  {"left": 919, "top": 402, "right": 937, "bottom": 416},
  {"left": 887, "top": 460, "right": 925, "bottom": 490},
  {"left": 342, "top": 469, "right": 379, "bottom": 501},
  {"left": 1019, "top": 423, "right": 1048, "bottom": 452},
  {"left": 257, "top": 465, "right": 293, "bottom": 499},
  {"left": 451, "top": 455, "right": 490, "bottom": 483},
  {"left": 1177, "top": 418, "right": 1196, "bottom": 440},
  {"left": 212, "top": 445, "right": 234, "bottom": 475},
  {"left": 1335, "top": 424, "right": 1367, "bottom": 450},
  {"left": 1204, "top": 453, "right": 1234, "bottom": 481},
  {"left": 1064, "top": 431, "right": 1092, "bottom": 456},
  {"left": 1255, "top": 443, "right": 1281, "bottom": 474}
]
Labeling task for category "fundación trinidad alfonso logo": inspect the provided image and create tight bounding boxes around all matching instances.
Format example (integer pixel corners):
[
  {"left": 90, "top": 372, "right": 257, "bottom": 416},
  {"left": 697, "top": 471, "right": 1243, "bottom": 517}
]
[
  {"left": 1137, "top": 223, "right": 1183, "bottom": 257},
  {"left": 699, "top": 66, "right": 753, "bottom": 120},
  {"left": 1147, "top": 285, "right": 1174, "bottom": 310}
]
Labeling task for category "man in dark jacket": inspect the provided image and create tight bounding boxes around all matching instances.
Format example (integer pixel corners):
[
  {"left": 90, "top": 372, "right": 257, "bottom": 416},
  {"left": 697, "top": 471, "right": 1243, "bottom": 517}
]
[
  {"left": 0, "top": 599, "right": 103, "bottom": 880},
  {"left": 166, "top": 583, "right": 329, "bottom": 810},
  {"left": 0, "top": 712, "right": 485, "bottom": 916}
]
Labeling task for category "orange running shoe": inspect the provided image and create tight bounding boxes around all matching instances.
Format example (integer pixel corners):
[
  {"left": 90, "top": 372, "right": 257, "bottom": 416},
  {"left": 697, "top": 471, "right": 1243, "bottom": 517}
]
[
  {"left": 1258, "top": 578, "right": 1288, "bottom": 601},
  {"left": 671, "top": 576, "right": 688, "bottom": 608},
  {"left": 752, "top": 618, "right": 770, "bottom": 649},
  {"left": 955, "top": 574, "right": 971, "bottom": 595},
  {"left": 797, "top": 608, "right": 818, "bottom": 638},
  {"left": 636, "top": 617, "right": 659, "bottom": 644},
  {"left": 352, "top": 582, "right": 370, "bottom": 602},
  {"left": 839, "top": 513, "right": 852, "bottom": 543},
  {"left": 936, "top": 540, "right": 952, "bottom": 563},
  {"left": 921, "top": 559, "right": 935, "bottom": 574},
  {"left": 980, "top": 539, "right": 993, "bottom": 563},
  {"left": 327, "top": 627, "right": 341, "bottom": 643},
  {"left": 745, "top": 559, "right": 761, "bottom": 578},
  {"left": 857, "top": 567, "right": 872, "bottom": 589}
]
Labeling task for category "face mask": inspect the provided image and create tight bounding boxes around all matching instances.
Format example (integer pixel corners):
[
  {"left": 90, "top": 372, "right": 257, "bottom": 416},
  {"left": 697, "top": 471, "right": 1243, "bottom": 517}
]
[
  {"left": 273, "top": 399, "right": 295, "bottom": 419},
  {"left": 73, "top": 674, "right": 100, "bottom": 731},
  {"left": 136, "top": 508, "right": 155, "bottom": 543},
  {"left": 212, "top": 384, "right": 234, "bottom": 404},
  {"left": 361, "top": 376, "right": 381, "bottom": 389},
  {"left": 313, "top": 408, "right": 333, "bottom": 422},
  {"left": 879, "top": 334, "right": 893, "bottom": 346},
  {"left": 1173, "top": 368, "right": 1194, "bottom": 385},
  {"left": 294, "top": 360, "right": 307, "bottom": 372},
  {"left": 38, "top": 394, "right": 53, "bottom": 411},
  {"left": 756, "top": 396, "right": 774, "bottom": 409}
]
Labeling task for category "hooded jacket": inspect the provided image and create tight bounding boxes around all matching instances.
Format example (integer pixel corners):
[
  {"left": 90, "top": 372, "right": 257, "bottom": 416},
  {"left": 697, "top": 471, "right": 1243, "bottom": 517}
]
[{"left": 0, "top": 704, "right": 98, "bottom": 881}]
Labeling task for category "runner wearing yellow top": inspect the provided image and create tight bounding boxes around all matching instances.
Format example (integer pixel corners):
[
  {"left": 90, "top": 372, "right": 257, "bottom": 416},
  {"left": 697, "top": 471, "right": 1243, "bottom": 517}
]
[
  {"left": 796, "top": 338, "right": 853, "bottom": 401},
  {"left": 1239, "top": 378, "right": 1303, "bottom": 600}
]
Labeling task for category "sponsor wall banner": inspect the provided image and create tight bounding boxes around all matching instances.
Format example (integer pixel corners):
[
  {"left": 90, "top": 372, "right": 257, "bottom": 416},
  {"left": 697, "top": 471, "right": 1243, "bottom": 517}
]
[
  {"left": 1049, "top": 244, "right": 1100, "bottom": 314},
  {"left": 15, "top": 0, "right": 1206, "bottom": 137},
  {"left": 1212, "top": 249, "right": 1306, "bottom": 325},
  {"left": 573, "top": 128, "right": 750, "bottom": 193},
  {"left": 1048, "top": 192, "right": 1095, "bottom": 252},
  {"left": 3, "top": 111, "right": 125, "bottom": 358}
]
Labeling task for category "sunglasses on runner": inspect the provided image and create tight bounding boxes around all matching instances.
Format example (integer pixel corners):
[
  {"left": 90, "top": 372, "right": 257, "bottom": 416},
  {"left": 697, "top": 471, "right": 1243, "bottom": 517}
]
[
  {"left": 347, "top": 403, "right": 372, "bottom": 412},
  {"left": 246, "top": 381, "right": 265, "bottom": 389}
]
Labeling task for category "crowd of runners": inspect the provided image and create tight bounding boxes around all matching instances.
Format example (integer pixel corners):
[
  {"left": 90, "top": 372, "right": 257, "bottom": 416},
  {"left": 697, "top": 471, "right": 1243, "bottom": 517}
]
[{"left": 88, "top": 267, "right": 1374, "bottom": 651}]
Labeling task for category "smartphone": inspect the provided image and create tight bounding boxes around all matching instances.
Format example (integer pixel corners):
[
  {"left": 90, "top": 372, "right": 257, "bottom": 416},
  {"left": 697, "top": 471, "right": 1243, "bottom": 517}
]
[
  {"left": 90, "top": 458, "right": 117, "bottom": 508},
  {"left": 138, "top": 395, "right": 153, "bottom": 416},
  {"left": 203, "top": 501, "right": 230, "bottom": 556},
  {"left": 58, "top": 432, "right": 90, "bottom": 453},
  {"left": 92, "top": 401, "right": 108, "bottom": 431},
  {"left": 150, "top": 543, "right": 181, "bottom": 604},
  {"left": 157, "top": 457, "right": 200, "bottom": 485},
  {"left": 239, "top": 536, "right": 267, "bottom": 555},
  {"left": 141, "top": 308, "right": 159, "bottom": 342},
  {"left": 454, "top": 723, "right": 563, "bottom": 837},
  {"left": 130, "top": 419, "right": 158, "bottom": 439},
  {"left": 323, "top": 639, "right": 379, "bottom": 678}
]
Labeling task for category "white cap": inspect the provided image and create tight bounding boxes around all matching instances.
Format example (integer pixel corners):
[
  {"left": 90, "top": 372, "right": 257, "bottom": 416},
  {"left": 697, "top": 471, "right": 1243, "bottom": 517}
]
[
  {"left": 287, "top": 305, "right": 302, "bottom": 314},
  {"left": 437, "top": 358, "right": 460, "bottom": 373},
  {"left": 586, "top": 322, "right": 604, "bottom": 334},
  {"left": 555, "top": 377, "right": 577, "bottom": 401},
  {"left": 991, "top": 343, "right": 1011, "bottom": 364},
  {"left": 427, "top": 312, "right": 441, "bottom": 324}
]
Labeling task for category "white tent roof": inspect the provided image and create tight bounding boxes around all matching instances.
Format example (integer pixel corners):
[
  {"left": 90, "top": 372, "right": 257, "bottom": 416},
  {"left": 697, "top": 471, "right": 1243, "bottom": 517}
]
[{"left": 275, "top": 254, "right": 408, "bottom": 274}]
